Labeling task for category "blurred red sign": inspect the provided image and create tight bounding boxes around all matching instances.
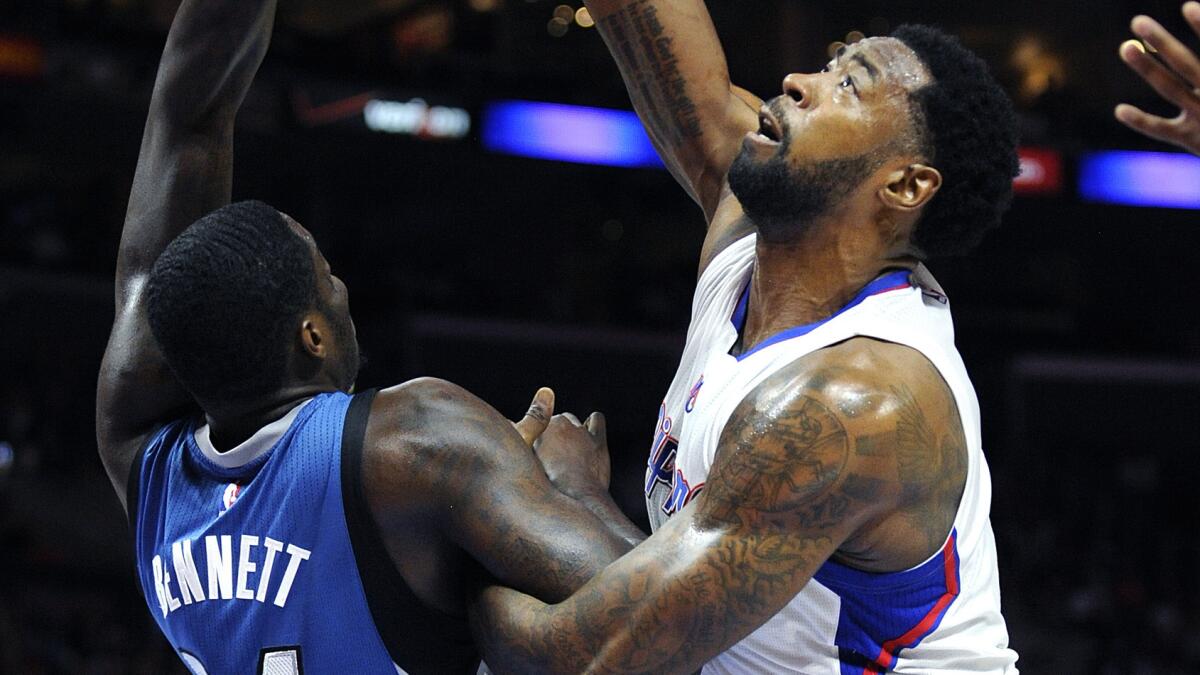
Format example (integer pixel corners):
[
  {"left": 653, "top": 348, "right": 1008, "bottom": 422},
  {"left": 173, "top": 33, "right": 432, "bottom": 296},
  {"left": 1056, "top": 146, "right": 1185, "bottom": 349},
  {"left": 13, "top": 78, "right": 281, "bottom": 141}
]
[{"left": 1014, "top": 147, "right": 1062, "bottom": 195}]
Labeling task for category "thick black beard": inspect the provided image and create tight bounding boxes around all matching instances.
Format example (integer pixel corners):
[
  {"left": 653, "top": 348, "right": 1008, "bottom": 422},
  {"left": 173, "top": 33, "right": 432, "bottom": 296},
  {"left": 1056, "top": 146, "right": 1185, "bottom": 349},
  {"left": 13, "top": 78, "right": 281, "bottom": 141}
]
[{"left": 728, "top": 141, "right": 878, "bottom": 245}]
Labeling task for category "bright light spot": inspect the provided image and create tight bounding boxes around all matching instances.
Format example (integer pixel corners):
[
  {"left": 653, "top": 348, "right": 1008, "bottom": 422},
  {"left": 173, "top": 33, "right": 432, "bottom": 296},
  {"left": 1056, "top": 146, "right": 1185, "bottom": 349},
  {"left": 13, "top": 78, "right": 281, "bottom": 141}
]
[
  {"left": 575, "top": 7, "right": 595, "bottom": 27},
  {"left": 363, "top": 98, "right": 471, "bottom": 139}
]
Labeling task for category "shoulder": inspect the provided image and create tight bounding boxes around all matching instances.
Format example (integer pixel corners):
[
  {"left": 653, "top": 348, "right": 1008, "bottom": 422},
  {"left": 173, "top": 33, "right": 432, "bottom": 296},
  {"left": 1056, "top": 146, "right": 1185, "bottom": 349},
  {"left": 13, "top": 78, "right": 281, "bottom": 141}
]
[
  {"left": 359, "top": 377, "right": 524, "bottom": 512},
  {"left": 701, "top": 338, "right": 962, "bottom": 530}
]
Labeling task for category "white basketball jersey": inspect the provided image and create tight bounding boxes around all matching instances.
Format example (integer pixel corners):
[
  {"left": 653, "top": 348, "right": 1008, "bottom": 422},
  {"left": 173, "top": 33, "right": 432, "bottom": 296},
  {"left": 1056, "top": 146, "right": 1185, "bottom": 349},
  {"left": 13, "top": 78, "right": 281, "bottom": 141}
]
[{"left": 645, "top": 233, "right": 1019, "bottom": 673}]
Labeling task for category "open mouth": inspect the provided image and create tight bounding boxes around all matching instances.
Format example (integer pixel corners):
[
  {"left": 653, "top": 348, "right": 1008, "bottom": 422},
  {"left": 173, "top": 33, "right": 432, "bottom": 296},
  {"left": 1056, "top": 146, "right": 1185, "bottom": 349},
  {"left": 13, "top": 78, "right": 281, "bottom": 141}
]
[{"left": 757, "top": 109, "right": 783, "bottom": 143}]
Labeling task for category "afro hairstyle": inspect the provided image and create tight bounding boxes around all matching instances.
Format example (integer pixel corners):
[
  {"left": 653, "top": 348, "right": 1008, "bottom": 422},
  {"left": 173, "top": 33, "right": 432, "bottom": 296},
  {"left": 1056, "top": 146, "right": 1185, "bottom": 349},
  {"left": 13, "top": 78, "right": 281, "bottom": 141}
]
[{"left": 891, "top": 24, "right": 1020, "bottom": 258}]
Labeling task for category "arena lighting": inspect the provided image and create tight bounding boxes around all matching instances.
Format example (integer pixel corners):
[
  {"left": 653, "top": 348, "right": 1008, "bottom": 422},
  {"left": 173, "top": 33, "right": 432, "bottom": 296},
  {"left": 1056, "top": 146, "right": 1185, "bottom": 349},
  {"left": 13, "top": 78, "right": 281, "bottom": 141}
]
[
  {"left": 481, "top": 101, "right": 664, "bottom": 168},
  {"left": 362, "top": 98, "right": 471, "bottom": 139},
  {"left": 1013, "top": 147, "right": 1062, "bottom": 195},
  {"left": 1079, "top": 150, "right": 1200, "bottom": 209}
]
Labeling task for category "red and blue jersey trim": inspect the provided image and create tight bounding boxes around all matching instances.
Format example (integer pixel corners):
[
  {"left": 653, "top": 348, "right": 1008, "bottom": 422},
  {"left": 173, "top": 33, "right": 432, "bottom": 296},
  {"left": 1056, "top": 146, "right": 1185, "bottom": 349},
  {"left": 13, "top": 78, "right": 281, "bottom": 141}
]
[
  {"left": 813, "top": 530, "right": 961, "bottom": 674},
  {"left": 732, "top": 269, "right": 913, "bottom": 362}
]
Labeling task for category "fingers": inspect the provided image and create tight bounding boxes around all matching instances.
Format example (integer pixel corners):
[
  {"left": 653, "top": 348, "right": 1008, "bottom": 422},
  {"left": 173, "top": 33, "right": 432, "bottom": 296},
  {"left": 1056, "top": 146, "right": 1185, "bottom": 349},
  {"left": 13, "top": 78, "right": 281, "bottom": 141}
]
[
  {"left": 1114, "top": 103, "right": 1183, "bottom": 144},
  {"left": 1132, "top": 13, "right": 1200, "bottom": 89},
  {"left": 1120, "top": 27, "right": 1200, "bottom": 114},
  {"left": 514, "top": 387, "right": 554, "bottom": 446},
  {"left": 585, "top": 411, "right": 607, "bottom": 443}
]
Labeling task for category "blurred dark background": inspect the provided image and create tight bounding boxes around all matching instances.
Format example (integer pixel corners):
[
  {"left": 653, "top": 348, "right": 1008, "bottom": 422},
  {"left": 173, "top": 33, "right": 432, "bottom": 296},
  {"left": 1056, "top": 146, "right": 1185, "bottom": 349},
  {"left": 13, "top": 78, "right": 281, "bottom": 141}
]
[{"left": 2, "top": 0, "right": 1199, "bottom": 672}]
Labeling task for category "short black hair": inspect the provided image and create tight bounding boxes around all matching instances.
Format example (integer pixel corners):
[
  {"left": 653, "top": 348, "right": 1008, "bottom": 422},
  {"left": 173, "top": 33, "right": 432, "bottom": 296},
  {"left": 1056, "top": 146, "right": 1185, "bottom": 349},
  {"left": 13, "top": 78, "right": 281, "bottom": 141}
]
[
  {"left": 892, "top": 24, "right": 1020, "bottom": 258},
  {"left": 147, "top": 200, "right": 317, "bottom": 402}
]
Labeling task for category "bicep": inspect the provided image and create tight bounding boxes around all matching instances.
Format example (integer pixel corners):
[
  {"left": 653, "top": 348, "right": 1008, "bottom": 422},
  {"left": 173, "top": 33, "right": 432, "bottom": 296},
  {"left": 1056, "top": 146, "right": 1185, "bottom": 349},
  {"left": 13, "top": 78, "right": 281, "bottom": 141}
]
[{"left": 402, "top": 386, "right": 630, "bottom": 602}]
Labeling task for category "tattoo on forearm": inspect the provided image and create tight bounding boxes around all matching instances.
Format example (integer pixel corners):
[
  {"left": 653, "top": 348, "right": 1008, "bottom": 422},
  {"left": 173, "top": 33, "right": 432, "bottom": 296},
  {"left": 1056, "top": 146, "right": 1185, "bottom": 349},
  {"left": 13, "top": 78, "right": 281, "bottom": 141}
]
[{"left": 598, "top": 0, "right": 703, "bottom": 146}]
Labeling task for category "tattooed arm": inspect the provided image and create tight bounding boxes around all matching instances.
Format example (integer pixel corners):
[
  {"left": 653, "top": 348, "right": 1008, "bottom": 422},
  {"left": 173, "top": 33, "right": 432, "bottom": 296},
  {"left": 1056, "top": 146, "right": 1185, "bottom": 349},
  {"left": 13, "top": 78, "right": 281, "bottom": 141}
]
[
  {"left": 96, "top": 0, "right": 278, "bottom": 511},
  {"left": 470, "top": 340, "right": 967, "bottom": 673},
  {"left": 363, "top": 379, "right": 635, "bottom": 606},
  {"left": 585, "top": 1, "right": 759, "bottom": 232}
]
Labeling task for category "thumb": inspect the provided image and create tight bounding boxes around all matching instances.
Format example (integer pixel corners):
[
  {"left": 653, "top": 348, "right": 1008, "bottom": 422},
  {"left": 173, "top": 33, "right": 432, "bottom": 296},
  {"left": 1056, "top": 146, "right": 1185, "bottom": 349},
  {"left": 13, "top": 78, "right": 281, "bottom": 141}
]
[
  {"left": 514, "top": 387, "right": 555, "bottom": 446},
  {"left": 585, "top": 411, "right": 607, "bottom": 444}
]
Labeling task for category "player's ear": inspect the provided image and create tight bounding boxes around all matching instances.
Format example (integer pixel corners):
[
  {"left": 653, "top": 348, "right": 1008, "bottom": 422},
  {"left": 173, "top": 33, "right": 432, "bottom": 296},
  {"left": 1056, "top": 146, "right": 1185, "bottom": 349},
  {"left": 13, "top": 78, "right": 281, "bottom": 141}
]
[
  {"left": 879, "top": 163, "right": 941, "bottom": 211},
  {"left": 298, "top": 314, "right": 327, "bottom": 360}
]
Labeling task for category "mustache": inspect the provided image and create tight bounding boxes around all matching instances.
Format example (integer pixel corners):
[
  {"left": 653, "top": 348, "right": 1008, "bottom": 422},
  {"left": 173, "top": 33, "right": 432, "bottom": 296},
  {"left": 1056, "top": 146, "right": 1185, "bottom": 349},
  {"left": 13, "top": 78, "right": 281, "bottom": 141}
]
[{"left": 765, "top": 96, "right": 794, "bottom": 145}]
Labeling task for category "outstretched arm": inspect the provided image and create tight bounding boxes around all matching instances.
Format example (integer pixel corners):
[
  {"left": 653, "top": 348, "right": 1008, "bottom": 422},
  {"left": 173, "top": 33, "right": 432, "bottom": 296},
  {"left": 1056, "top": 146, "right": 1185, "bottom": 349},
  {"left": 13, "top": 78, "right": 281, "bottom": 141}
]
[
  {"left": 584, "top": 0, "right": 760, "bottom": 223},
  {"left": 471, "top": 343, "right": 969, "bottom": 673},
  {"left": 96, "top": 0, "right": 279, "bottom": 510},
  {"left": 471, "top": 361, "right": 918, "bottom": 674},
  {"left": 1116, "top": 3, "right": 1200, "bottom": 155}
]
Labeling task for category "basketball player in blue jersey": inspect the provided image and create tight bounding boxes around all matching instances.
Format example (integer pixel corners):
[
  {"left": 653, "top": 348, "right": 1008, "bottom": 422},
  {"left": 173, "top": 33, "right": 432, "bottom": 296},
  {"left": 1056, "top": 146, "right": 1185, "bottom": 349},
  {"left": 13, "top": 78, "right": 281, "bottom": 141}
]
[
  {"left": 95, "top": 0, "right": 640, "bottom": 673},
  {"left": 470, "top": 2, "right": 1024, "bottom": 673},
  {"left": 1117, "top": 2, "right": 1200, "bottom": 156}
]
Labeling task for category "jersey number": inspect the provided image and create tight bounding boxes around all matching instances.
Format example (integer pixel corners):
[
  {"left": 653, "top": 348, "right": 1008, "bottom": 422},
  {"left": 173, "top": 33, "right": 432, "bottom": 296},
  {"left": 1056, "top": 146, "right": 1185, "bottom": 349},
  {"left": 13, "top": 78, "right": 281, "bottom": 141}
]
[{"left": 180, "top": 647, "right": 304, "bottom": 675}]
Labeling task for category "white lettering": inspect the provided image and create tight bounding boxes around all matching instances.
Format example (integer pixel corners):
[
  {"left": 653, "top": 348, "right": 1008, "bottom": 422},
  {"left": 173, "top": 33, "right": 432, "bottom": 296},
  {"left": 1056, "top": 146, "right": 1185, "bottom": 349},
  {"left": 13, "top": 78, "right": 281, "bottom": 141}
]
[
  {"left": 163, "top": 567, "right": 182, "bottom": 613},
  {"left": 205, "top": 535, "right": 234, "bottom": 600},
  {"left": 274, "top": 543, "right": 312, "bottom": 607},
  {"left": 152, "top": 555, "right": 168, "bottom": 617},
  {"left": 235, "top": 535, "right": 259, "bottom": 600},
  {"left": 257, "top": 537, "right": 285, "bottom": 603},
  {"left": 171, "top": 539, "right": 206, "bottom": 605}
]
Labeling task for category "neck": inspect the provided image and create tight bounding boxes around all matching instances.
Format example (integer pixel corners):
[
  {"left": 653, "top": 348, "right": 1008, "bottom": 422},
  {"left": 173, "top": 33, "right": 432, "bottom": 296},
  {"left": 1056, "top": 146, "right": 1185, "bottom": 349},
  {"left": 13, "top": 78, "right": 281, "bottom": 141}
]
[
  {"left": 200, "top": 384, "right": 332, "bottom": 451},
  {"left": 742, "top": 217, "right": 918, "bottom": 352}
]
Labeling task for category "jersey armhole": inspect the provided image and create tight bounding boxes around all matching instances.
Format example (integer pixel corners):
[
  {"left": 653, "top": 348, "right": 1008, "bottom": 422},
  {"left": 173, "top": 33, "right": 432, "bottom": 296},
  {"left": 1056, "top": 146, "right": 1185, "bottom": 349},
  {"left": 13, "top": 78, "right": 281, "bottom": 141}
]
[
  {"left": 339, "top": 389, "right": 479, "bottom": 673},
  {"left": 125, "top": 427, "right": 158, "bottom": 532}
]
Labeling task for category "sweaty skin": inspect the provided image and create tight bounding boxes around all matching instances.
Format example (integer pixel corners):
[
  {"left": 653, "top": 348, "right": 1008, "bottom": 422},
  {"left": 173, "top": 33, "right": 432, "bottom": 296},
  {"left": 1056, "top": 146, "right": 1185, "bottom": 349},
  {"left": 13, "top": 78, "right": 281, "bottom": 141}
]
[
  {"left": 470, "top": 2, "right": 970, "bottom": 673},
  {"left": 95, "top": 0, "right": 632, "bottom": 665}
]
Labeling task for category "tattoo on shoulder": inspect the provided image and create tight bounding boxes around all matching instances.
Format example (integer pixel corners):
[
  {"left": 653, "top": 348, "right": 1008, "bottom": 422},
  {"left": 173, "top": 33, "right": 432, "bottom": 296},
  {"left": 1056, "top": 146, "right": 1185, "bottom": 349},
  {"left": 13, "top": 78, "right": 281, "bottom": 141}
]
[
  {"left": 598, "top": 0, "right": 703, "bottom": 144},
  {"left": 702, "top": 394, "right": 851, "bottom": 531}
]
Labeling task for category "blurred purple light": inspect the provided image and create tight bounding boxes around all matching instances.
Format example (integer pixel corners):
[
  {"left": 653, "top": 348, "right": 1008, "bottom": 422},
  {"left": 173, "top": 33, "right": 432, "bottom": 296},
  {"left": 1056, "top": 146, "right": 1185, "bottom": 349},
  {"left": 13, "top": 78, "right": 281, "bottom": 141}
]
[
  {"left": 481, "top": 100, "right": 663, "bottom": 169},
  {"left": 1079, "top": 150, "right": 1200, "bottom": 209}
]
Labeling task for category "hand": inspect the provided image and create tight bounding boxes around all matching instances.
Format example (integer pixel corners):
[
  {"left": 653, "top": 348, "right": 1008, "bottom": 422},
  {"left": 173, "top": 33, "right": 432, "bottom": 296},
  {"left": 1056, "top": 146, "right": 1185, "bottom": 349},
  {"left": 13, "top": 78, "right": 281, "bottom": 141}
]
[
  {"left": 513, "top": 387, "right": 555, "bottom": 446},
  {"left": 1116, "top": 3, "right": 1200, "bottom": 155},
  {"left": 534, "top": 412, "right": 611, "bottom": 499}
]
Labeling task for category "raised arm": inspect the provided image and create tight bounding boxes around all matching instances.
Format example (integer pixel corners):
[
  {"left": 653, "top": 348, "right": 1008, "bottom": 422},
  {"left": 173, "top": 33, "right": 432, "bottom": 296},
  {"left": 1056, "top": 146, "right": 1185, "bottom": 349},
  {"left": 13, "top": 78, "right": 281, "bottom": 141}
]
[
  {"left": 96, "top": 0, "right": 278, "bottom": 509},
  {"left": 1116, "top": 3, "right": 1200, "bottom": 155},
  {"left": 471, "top": 347, "right": 964, "bottom": 673},
  {"left": 585, "top": 0, "right": 761, "bottom": 221}
]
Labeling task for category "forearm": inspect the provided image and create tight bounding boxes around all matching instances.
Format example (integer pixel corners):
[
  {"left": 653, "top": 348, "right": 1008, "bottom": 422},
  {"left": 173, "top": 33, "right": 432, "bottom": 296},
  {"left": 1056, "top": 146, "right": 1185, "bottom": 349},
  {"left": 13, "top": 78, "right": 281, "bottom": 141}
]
[
  {"left": 563, "top": 489, "right": 647, "bottom": 548},
  {"left": 457, "top": 479, "right": 634, "bottom": 603},
  {"left": 584, "top": 0, "right": 757, "bottom": 214},
  {"left": 117, "top": 0, "right": 278, "bottom": 289}
]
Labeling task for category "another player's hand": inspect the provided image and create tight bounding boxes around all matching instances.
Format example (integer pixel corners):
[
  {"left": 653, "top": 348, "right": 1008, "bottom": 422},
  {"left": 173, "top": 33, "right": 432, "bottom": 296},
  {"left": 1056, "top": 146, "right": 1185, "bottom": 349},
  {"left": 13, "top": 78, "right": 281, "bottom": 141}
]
[
  {"left": 534, "top": 412, "right": 611, "bottom": 499},
  {"left": 1116, "top": 3, "right": 1200, "bottom": 155},
  {"left": 513, "top": 387, "right": 555, "bottom": 446}
]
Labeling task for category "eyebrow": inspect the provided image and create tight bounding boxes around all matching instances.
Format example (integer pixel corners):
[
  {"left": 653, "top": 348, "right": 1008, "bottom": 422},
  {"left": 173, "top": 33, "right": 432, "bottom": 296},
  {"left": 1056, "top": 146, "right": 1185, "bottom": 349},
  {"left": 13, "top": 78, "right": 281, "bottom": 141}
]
[{"left": 848, "top": 53, "right": 880, "bottom": 83}]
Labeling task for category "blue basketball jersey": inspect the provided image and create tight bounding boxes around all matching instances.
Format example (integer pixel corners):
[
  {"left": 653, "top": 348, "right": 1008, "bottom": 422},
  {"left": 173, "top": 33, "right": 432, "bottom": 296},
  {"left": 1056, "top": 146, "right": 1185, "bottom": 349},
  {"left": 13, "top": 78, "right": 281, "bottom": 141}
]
[{"left": 129, "top": 390, "right": 477, "bottom": 674}]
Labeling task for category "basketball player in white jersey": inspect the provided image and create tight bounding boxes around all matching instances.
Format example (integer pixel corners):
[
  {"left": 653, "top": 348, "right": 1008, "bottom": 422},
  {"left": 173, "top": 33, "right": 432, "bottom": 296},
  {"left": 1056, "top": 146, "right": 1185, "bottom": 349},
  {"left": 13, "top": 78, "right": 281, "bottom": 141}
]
[
  {"left": 470, "top": 2, "right": 1022, "bottom": 672},
  {"left": 1117, "top": 2, "right": 1200, "bottom": 156}
]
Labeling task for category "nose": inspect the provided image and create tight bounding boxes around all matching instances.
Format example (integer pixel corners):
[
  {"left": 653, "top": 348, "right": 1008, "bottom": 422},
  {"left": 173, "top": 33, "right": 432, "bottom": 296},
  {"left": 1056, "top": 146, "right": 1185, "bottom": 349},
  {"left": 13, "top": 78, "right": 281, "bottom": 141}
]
[{"left": 782, "top": 73, "right": 811, "bottom": 107}]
